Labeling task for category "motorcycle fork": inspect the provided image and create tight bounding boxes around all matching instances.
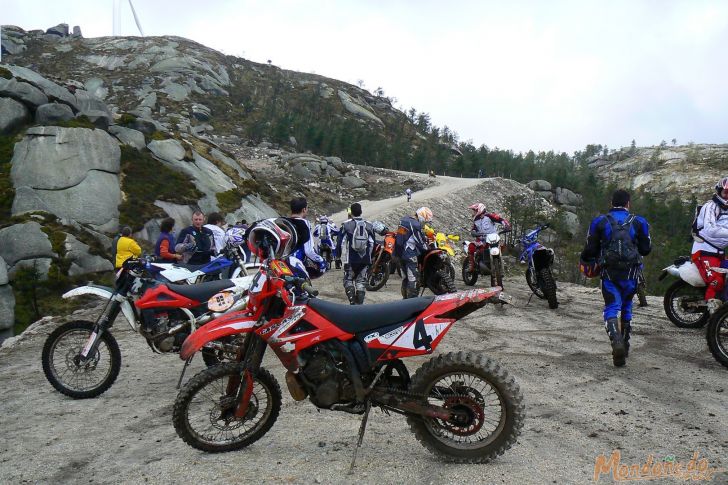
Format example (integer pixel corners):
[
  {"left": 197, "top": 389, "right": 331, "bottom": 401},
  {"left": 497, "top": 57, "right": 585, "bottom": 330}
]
[
  {"left": 233, "top": 334, "right": 267, "bottom": 418},
  {"left": 80, "top": 297, "right": 121, "bottom": 361}
]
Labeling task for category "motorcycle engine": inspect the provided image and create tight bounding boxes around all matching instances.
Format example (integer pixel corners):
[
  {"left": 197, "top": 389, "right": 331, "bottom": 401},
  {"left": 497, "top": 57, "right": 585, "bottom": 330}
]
[
  {"left": 300, "top": 348, "right": 355, "bottom": 408},
  {"left": 140, "top": 309, "right": 188, "bottom": 352}
]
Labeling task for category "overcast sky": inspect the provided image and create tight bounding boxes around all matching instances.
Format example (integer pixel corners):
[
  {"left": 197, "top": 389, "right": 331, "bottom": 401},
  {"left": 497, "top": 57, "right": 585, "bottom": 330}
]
[{"left": 3, "top": 0, "right": 728, "bottom": 153}]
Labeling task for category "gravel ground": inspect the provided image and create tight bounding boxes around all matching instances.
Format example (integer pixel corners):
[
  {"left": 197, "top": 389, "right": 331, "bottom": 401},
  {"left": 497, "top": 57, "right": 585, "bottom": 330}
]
[{"left": 1, "top": 271, "right": 726, "bottom": 485}]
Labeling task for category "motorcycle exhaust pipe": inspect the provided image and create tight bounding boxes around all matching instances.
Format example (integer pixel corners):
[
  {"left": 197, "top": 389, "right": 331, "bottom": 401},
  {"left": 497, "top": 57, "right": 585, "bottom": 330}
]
[{"left": 285, "top": 371, "right": 308, "bottom": 401}]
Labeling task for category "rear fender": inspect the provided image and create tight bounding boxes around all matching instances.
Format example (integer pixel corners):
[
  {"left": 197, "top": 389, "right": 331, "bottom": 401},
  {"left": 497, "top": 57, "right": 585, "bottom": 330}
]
[
  {"left": 180, "top": 311, "right": 256, "bottom": 359},
  {"left": 373, "top": 288, "right": 505, "bottom": 360}
]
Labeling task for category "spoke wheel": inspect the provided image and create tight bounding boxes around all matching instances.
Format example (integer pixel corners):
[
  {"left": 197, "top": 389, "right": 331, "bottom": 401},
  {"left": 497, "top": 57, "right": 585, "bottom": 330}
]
[
  {"left": 707, "top": 306, "right": 728, "bottom": 369},
  {"left": 663, "top": 280, "right": 709, "bottom": 328},
  {"left": 525, "top": 267, "right": 545, "bottom": 299},
  {"left": 407, "top": 352, "right": 524, "bottom": 463},
  {"left": 42, "top": 320, "right": 121, "bottom": 399},
  {"left": 461, "top": 259, "right": 478, "bottom": 286},
  {"left": 173, "top": 363, "right": 281, "bottom": 452}
]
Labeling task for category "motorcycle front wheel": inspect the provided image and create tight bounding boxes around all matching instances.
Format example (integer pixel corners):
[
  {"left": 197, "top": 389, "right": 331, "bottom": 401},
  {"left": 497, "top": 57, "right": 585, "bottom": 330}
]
[
  {"left": 366, "top": 257, "right": 390, "bottom": 291},
  {"left": 490, "top": 256, "right": 504, "bottom": 288},
  {"left": 706, "top": 306, "right": 728, "bottom": 369},
  {"left": 461, "top": 259, "right": 478, "bottom": 286},
  {"left": 406, "top": 351, "right": 524, "bottom": 463},
  {"left": 173, "top": 363, "right": 281, "bottom": 453},
  {"left": 663, "top": 280, "right": 709, "bottom": 328},
  {"left": 427, "top": 268, "right": 456, "bottom": 295},
  {"left": 41, "top": 320, "right": 121, "bottom": 399}
]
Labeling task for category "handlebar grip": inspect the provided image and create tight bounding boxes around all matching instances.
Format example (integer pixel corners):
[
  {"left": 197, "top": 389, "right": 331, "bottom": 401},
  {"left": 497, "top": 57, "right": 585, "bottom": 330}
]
[{"left": 301, "top": 283, "right": 319, "bottom": 297}]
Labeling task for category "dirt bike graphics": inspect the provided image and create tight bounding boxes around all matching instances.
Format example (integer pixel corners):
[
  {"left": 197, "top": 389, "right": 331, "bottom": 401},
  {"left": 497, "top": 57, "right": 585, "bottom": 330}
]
[
  {"left": 517, "top": 224, "right": 558, "bottom": 309},
  {"left": 173, "top": 258, "right": 523, "bottom": 465},
  {"left": 41, "top": 258, "right": 253, "bottom": 399},
  {"left": 149, "top": 241, "right": 259, "bottom": 284},
  {"left": 659, "top": 256, "right": 711, "bottom": 328},
  {"left": 367, "top": 231, "right": 396, "bottom": 291},
  {"left": 462, "top": 230, "right": 509, "bottom": 288},
  {"left": 424, "top": 225, "right": 458, "bottom": 282}
]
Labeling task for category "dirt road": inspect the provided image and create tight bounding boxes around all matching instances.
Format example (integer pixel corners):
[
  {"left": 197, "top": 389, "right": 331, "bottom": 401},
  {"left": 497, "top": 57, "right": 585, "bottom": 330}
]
[{"left": 1, "top": 175, "right": 726, "bottom": 484}]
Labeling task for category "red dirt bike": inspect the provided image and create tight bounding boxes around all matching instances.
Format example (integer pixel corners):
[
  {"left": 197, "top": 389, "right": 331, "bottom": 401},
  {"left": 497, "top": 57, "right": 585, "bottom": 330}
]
[
  {"left": 41, "top": 258, "right": 252, "bottom": 399},
  {"left": 173, "top": 254, "right": 524, "bottom": 465}
]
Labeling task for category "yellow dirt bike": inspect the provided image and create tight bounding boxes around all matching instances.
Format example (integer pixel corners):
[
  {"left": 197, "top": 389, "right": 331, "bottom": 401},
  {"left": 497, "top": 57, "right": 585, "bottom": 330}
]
[{"left": 424, "top": 225, "right": 458, "bottom": 281}]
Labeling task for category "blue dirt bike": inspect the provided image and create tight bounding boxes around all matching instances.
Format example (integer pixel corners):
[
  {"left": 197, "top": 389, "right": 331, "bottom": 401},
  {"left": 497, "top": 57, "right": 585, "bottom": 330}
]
[{"left": 517, "top": 224, "right": 558, "bottom": 309}]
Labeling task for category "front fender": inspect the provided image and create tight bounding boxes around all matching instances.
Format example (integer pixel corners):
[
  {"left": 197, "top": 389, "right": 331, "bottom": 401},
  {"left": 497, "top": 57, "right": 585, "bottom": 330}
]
[
  {"left": 62, "top": 285, "right": 136, "bottom": 328},
  {"left": 180, "top": 311, "right": 257, "bottom": 360}
]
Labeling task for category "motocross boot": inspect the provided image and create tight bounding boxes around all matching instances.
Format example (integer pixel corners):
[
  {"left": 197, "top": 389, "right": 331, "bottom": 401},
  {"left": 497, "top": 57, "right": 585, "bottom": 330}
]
[
  {"left": 355, "top": 290, "right": 365, "bottom": 305},
  {"left": 605, "top": 318, "right": 626, "bottom": 367},
  {"left": 345, "top": 285, "right": 357, "bottom": 305},
  {"left": 621, "top": 319, "right": 632, "bottom": 358}
]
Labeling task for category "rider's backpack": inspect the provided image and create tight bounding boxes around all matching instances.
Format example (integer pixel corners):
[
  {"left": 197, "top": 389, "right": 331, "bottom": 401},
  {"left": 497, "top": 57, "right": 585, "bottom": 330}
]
[
  {"left": 319, "top": 223, "right": 329, "bottom": 240},
  {"left": 351, "top": 220, "right": 369, "bottom": 256},
  {"left": 600, "top": 214, "right": 641, "bottom": 270}
]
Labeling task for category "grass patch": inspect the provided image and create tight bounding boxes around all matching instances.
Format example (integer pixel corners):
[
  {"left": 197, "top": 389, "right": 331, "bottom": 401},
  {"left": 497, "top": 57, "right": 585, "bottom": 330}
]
[
  {"left": 216, "top": 189, "right": 245, "bottom": 213},
  {"left": 0, "top": 134, "right": 18, "bottom": 222},
  {"left": 52, "top": 115, "right": 96, "bottom": 130},
  {"left": 149, "top": 130, "right": 168, "bottom": 141},
  {"left": 0, "top": 67, "right": 11, "bottom": 79},
  {"left": 119, "top": 145, "right": 202, "bottom": 231},
  {"left": 118, "top": 113, "right": 136, "bottom": 126}
]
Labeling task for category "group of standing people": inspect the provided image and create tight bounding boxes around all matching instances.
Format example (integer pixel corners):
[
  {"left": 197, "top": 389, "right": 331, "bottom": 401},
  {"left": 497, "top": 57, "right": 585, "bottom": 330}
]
[{"left": 113, "top": 211, "right": 250, "bottom": 269}]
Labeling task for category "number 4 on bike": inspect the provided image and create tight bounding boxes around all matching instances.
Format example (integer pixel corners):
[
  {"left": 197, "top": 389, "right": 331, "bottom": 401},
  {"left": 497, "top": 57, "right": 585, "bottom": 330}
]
[{"left": 172, "top": 218, "right": 525, "bottom": 466}]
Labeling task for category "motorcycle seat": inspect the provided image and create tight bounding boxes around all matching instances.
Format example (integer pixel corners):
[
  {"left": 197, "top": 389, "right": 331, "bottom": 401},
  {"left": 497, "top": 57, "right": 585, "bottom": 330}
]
[
  {"left": 308, "top": 297, "right": 434, "bottom": 334},
  {"left": 166, "top": 280, "right": 236, "bottom": 303}
]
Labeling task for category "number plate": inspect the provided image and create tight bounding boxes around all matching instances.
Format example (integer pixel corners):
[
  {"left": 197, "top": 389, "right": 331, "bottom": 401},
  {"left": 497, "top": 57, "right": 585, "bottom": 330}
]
[{"left": 497, "top": 292, "right": 512, "bottom": 304}]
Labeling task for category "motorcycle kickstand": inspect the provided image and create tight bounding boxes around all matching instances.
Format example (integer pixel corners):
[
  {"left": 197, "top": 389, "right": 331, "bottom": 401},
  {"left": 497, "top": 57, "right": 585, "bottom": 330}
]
[
  {"left": 525, "top": 292, "right": 534, "bottom": 306},
  {"left": 176, "top": 355, "right": 194, "bottom": 389},
  {"left": 347, "top": 399, "right": 372, "bottom": 475}
]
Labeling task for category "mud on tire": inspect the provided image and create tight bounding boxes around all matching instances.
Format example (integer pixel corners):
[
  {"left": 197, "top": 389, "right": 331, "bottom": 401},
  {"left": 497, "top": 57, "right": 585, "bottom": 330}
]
[
  {"left": 538, "top": 268, "right": 558, "bottom": 309},
  {"left": 173, "top": 362, "right": 281, "bottom": 453},
  {"left": 406, "top": 351, "right": 525, "bottom": 463}
]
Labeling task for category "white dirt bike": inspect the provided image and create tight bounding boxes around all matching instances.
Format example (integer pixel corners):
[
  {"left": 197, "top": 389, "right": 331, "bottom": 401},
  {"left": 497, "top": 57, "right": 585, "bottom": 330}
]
[{"left": 659, "top": 256, "right": 725, "bottom": 328}]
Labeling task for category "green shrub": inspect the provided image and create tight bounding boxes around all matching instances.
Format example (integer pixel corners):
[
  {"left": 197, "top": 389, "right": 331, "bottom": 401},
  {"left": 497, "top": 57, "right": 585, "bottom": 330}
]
[
  {"left": 53, "top": 115, "right": 96, "bottom": 130},
  {"left": 119, "top": 146, "right": 202, "bottom": 231},
  {"left": 148, "top": 130, "right": 168, "bottom": 141},
  {"left": 0, "top": 67, "right": 11, "bottom": 79},
  {"left": 118, "top": 113, "right": 137, "bottom": 126}
]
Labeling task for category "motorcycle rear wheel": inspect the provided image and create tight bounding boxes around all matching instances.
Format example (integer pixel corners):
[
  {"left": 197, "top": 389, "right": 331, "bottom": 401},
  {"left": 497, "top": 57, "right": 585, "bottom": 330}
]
[
  {"left": 406, "top": 351, "right": 524, "bottom": 463},
  {"left": 706, "top": 306, "right": 728, "bottom": 369},
  {"left": 428, "top": 268, "right": 456, "bottom": 295},
  {"left": 461, "top": 259, "right": 478, "bottom": 286},
  {"left": 525, "top": 268, "right": 545, "bottom": 299},
  {"left": 538, "top": 268, "right": 558, "bottom": 309},
  {"left": 173, "top": 363, "right": 281, "bottom": 453},
  {"left": 42, "top": 320, "right": 121, "bottom": 399},
  {"left": 663, "top": 280, "right": 709, "bottom": 328}
]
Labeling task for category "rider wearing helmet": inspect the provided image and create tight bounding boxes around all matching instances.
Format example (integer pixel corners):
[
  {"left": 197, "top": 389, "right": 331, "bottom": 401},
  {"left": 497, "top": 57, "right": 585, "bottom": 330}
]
[
  {"left": 691, "top": 177, "right": 728, "bottom": 313},
  {"left": 394, "top": 206, "right": 432, "bottom": 299},
  {"left": 467, "top": 203, "right": 511, "bottom": 272},
  {"left": 313, "top": 215, "right": 339, "bottom": 260},
  {"left": 580, "top": 189, "right": 651, "bottom": 367},
  {"left": 286, "top": 197, "right": 327, "bottom": 280}
]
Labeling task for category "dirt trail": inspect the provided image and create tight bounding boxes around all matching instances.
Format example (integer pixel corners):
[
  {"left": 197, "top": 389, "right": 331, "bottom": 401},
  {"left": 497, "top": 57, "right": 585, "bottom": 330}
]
[
  {"left": 1, "top": 268, "right": 726, "bottom": 484},
  {"left": 330, "top": 175, "right": 483, "bottom": 222}
]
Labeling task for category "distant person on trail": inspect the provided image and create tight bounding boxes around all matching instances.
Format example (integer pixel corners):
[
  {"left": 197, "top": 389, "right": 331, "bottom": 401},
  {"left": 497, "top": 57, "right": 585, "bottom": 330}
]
[
  {"left": 580, "top": 189, "right": 651, "bottom": 367},
  {"left": 336, "top": 203, "right": 375, "bottom": 304},
  {"left": 203, "top": 212, "right": 227, "bottom": 255},
  {"left": 405, "top": 188, "right": 412, "bottom": 202},
  {"left": 394, "top": 206, "right": 433, "bottom": 299},
  {"left": 154, "top": 217, "right": 182, "bottom": 263},
  {"left": 176, "top": 210, "right": 214, "bottom": 265},
  {"left": 115, "top": 226, "right": 142, "bottom": 269},
  {"left": 691, "top": 177, "right": 728, "bottom": 313}
]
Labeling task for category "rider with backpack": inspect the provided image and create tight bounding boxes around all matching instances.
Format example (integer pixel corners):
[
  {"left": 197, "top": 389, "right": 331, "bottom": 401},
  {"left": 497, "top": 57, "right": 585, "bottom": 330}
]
[
  {"left": 335, "top": 203, "right": 375, "bottom": 304},
  {"left": 580, "top": 189, "right": 651, "bottom": 367},
  {"left": 690, "top": 177, "right": 728, "bottom": 313},
  {"left": 395, "top": 207, "right": 433, "bottom": 299}
]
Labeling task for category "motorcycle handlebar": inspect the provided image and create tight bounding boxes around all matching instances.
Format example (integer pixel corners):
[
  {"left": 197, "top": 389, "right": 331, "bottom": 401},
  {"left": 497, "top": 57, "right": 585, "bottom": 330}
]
[{"left": 283, "top": 276, "right": 319, "bottom": 297}]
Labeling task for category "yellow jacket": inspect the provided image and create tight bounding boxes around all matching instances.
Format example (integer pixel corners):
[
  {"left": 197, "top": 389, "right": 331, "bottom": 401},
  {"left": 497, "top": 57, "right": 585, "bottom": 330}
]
[{"left": 115, "top": 236, "right": 142, "bottom": 268}]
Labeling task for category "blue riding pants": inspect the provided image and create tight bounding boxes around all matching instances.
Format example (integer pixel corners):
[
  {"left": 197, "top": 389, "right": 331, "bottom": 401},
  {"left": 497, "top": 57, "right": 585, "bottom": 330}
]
[{"left": 601, "top": 278, "right": 637, "bottom": 321}]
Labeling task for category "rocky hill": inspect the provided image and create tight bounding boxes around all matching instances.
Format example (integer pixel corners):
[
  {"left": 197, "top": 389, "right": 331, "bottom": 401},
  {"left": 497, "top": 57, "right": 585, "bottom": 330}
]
[{"left": 587, "top": 143, "right": 728, "bottom": 201}]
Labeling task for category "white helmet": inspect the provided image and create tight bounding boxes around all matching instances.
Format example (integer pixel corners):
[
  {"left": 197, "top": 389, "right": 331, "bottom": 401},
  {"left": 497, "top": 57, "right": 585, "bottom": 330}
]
[
  {"left": 416, "top": 207, "right": 433, "bottom": 223},
  {"left": 224, "top": 227, "right": 246, "bottom": 247},
  {"left": 371, "top": 220, "right": 387, "bottom": 236},
  {"left": 469, "top": 203, "right": 486, "bottom": 220}
]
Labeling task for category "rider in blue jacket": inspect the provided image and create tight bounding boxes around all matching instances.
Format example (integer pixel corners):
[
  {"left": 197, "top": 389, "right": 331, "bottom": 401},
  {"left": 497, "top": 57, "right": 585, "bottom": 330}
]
[{"left": 580, "top": 189, "right": 651, "bottom": 367}]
